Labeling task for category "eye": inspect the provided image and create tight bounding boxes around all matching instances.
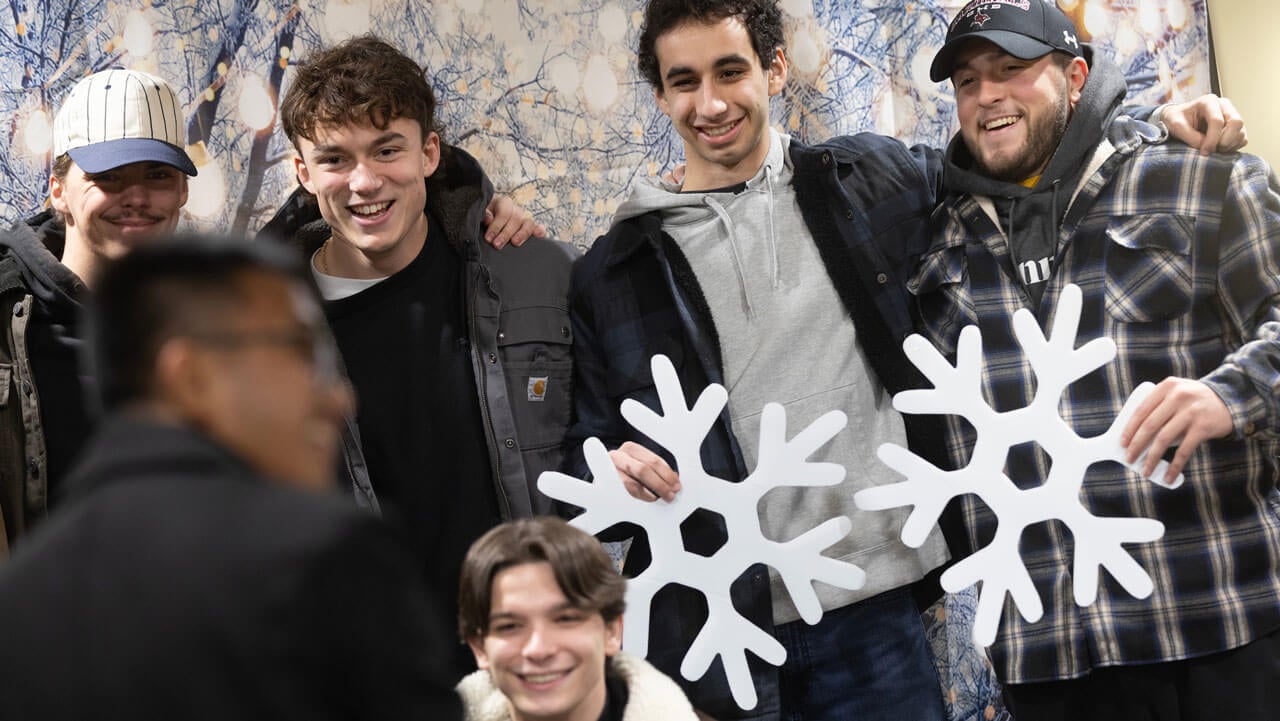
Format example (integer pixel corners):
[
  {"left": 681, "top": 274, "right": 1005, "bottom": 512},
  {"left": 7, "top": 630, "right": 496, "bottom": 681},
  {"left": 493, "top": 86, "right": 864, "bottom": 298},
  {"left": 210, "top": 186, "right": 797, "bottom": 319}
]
[{"left": 376, "top": 146, "right": 402, "bottom": 159}]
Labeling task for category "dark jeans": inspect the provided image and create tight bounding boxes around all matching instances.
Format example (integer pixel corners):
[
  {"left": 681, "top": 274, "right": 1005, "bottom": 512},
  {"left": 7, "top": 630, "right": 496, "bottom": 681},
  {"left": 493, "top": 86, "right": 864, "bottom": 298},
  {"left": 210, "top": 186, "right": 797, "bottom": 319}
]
[
  {"left": 1004, "top": 625, "right": 1280, "bottom": 721},
  {"left": 775, "top": 586, "right": 946, "bottom": 721}
]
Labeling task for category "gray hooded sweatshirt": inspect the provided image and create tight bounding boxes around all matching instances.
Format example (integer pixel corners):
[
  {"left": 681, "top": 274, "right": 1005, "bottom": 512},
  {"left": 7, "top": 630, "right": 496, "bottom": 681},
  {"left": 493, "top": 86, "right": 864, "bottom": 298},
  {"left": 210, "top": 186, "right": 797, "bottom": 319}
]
[{"left": 614, "top": 130, "right": 948, "bottom": 623}]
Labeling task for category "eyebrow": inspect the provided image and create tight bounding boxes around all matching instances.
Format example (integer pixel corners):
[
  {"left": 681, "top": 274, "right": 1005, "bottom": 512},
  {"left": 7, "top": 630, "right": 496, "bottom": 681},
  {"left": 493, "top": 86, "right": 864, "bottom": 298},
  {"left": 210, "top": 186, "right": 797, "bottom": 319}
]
[
  {"left": 664, "top": 53, "right": 752, "bottom": 82},
  {"left": 307, "top": 130, "right": 407, "bottom": 157},
  {"left": 488, "top": 601, "right": 582, "bottom": 623}
]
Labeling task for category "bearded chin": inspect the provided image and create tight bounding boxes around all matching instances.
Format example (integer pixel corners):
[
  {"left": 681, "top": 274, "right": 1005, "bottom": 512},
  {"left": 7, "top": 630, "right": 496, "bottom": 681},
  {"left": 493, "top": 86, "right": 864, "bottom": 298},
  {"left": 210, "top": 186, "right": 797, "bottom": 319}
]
[{"left": 976, "top": 89, "right": 1073, "bottom": 184}]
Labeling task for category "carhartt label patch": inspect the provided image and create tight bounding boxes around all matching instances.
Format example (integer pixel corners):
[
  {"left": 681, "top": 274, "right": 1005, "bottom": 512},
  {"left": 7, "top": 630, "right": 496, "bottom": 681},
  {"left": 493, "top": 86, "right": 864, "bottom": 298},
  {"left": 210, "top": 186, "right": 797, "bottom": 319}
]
[{"left": 528, "top": 376, "right": 548, "bottom": 401}]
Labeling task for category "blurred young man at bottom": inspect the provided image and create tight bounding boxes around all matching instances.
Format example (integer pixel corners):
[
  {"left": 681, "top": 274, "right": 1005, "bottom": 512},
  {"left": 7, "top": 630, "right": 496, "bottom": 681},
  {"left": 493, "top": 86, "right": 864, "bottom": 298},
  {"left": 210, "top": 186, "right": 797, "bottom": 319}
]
[
  {"left": 0, "top": 238, "right": 462, "bottom": 721},
  {"left": 457, "top": 517, "right": 700, "bottom": 721}
]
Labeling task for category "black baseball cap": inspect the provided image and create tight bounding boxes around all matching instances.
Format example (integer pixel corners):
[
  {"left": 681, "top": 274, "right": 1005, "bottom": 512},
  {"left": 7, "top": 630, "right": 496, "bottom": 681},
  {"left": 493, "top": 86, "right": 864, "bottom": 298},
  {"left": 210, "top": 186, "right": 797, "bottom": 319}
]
[{"left": 930, "top": 0, "right": 1083, "bottom": 82}]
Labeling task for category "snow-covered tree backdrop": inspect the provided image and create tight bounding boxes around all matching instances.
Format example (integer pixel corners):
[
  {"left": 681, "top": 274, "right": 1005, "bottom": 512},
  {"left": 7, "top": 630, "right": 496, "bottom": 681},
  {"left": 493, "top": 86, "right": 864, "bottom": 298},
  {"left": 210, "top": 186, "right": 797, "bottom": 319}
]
[{"left": 0, "top": 2, "right": 1215, "bottom": 719}]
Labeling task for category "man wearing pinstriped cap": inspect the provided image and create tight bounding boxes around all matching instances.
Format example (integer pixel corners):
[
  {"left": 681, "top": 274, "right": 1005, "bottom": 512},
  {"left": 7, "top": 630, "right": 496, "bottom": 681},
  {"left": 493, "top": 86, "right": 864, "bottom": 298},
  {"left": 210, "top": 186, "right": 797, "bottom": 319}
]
[{"left": 0, "top": 68, "right": 197, "bottom": 555}]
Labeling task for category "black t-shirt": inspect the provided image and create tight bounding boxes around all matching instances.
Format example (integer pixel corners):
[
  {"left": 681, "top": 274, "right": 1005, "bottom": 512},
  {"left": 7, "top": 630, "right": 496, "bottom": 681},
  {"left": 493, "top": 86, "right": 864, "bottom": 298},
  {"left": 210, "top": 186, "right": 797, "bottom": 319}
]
[{"left": 324, "top": 213, "right": 500, "bottom": 680}]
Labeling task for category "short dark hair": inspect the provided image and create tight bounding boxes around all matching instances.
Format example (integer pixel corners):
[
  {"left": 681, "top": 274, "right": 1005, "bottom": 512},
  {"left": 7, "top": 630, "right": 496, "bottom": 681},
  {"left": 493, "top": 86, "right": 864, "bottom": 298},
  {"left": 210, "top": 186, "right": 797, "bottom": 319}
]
[
  {"left": 457, "top": 517, "right": 627, "bottom": 641},
  {"left": 86, "top": 236, "right": 308, "bottom": 411},
  {"left": 279, "top": 35, "right": 443, "bottom": 149},
  {"left": 637, "top": 0, "right": 785, "bottom": 89}
]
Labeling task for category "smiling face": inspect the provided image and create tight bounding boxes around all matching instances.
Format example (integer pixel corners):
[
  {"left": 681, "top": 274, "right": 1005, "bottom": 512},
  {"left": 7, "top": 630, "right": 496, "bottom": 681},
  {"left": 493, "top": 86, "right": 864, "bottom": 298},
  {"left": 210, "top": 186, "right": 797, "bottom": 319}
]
[
  {"left": 467, "top": 562, "right": 623, "bottom": 721},
  {"left": 293, "top": 116, "right": 440, "bottom": 279},
  {"left": 654, "top": 17, "right": 786, "bottom": 191},
  {"left": 50, "top": 160, "right": 188, "bottom": 263},
  {"left": 951, "top": 40, "right": 1087, "bottom": 183}
]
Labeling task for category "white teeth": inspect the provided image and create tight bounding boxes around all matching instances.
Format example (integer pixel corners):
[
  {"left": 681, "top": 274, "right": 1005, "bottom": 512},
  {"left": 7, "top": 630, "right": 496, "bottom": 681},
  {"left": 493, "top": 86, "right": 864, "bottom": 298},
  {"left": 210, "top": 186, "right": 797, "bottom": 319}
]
[
  {"left": 985, "top": 116, "right": 1018, "bottom": 131},
  {"left": 350, "top": 201, "right": 390, "bottom": 216},
  {"left": 701, "top": 121, "right": 737, "bottom": 137},
  {"left": 523, "top": 673, "right": 563, "bottom": 684}
]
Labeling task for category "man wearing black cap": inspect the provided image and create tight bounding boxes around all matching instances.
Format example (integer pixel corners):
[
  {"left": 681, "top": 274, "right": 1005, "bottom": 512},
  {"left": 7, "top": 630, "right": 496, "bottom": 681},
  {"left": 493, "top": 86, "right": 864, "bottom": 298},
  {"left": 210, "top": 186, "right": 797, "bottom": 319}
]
[{"left": 915, "top": 1, "right": 1280, "bottom": 718}]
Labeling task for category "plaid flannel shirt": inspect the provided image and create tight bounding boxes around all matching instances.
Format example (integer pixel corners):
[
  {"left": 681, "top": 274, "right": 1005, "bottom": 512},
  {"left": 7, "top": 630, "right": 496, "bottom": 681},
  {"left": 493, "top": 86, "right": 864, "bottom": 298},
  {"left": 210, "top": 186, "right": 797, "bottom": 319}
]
[{"left": 911, "top": 116, "right": 1280, "bottom": 684}]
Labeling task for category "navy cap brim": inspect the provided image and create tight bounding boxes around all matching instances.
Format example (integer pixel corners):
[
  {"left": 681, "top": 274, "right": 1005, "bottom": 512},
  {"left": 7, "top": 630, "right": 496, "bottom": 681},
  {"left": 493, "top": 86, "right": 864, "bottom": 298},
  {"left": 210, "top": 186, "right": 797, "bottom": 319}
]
[
  {"left": 67, "top": 137, "right": 198, "bottom": 176},
  {"left": 929, "top": 31, "right": 1057, "bottom": 82}
]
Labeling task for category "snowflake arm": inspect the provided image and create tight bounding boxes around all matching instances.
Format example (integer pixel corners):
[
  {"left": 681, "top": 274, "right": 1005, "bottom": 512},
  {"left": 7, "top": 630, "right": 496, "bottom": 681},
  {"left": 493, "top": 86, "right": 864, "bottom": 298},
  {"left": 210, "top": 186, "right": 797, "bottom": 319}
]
[
  {"left": 537, "top": 353, "right": 866, "bottom": 710},
  {"left": 856, "top": 284, "right": 1183, "bottom": 646}
]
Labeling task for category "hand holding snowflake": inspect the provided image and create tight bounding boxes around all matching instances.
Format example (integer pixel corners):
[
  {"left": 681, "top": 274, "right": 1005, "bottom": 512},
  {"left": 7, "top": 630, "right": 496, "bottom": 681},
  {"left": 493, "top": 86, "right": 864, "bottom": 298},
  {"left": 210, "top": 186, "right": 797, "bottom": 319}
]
[
  {"left": 538, "top": 354, "right": 865, "bottom": 710},
  {"left": 855, "top": 284, "right": 1181, "bottom": 646}
]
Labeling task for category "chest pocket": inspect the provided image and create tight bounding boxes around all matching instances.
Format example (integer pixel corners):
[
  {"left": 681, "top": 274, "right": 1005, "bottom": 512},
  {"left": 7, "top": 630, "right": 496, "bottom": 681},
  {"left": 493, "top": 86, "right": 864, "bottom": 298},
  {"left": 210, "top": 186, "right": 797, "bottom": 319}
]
[
  {"left": 499, "top": 308, "right": 573, "bottom": 451},
  {"left": 908, "top": 244, "right": 973, "bottom": 357},
  {"left": 1103, "top": 214, "right": 1195, "bottom": 323}
]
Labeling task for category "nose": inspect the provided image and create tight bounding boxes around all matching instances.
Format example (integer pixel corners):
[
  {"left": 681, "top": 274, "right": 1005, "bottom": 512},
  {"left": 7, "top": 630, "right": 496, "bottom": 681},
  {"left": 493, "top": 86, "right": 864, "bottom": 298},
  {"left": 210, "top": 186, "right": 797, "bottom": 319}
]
[
  {"left": 522, "top": 623, "right": 556, "bottom": 661},
  {"left": 976, "top": 77, "right": 1004, "bottom": 106},
  {"left": 323, "top": 380, "right": 356, "bottom": 421},
  {"left": 348, "top": 162, "right": 381, "bottom": 195},
  {"left": 118, "top": 179, "right": 150, "bottom": 207},
  {"left": 696, "top": 83, "right": 728, "bottom": 119}
]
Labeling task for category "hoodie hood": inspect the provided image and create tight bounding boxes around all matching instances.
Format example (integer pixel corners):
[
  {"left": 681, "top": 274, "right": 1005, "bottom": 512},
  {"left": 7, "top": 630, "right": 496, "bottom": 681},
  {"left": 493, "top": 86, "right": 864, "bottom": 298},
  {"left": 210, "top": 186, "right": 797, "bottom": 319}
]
[
  {"left": 943, "top": 45, "right": 1126, "bottom": 303},
  {"left": 614, "top": 130, "right": 791, "bottom": 317},
  {"left": 0, "top": 210, "right": 84, "bottom": 313}
]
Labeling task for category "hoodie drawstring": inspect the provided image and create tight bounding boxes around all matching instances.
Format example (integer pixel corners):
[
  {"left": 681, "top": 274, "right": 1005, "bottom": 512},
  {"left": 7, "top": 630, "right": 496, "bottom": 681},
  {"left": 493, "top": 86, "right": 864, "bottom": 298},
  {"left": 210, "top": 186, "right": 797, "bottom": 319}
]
[
  {"left": 703, "top": 195, "right": 755, "bottom": 318},
  {"left": 764, "top": 171, "right": 780, "bottom": 290},
  {"left": 702, "top": 168, "right": 782, "bottom": 320}
]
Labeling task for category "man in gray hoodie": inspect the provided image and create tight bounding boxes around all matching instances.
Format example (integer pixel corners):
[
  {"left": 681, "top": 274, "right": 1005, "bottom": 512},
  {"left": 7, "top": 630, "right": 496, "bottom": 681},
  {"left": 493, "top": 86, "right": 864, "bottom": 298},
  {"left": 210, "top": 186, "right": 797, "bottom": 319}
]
[{"left": 563, "top": 1, "right": 1248, "bottom": 720}]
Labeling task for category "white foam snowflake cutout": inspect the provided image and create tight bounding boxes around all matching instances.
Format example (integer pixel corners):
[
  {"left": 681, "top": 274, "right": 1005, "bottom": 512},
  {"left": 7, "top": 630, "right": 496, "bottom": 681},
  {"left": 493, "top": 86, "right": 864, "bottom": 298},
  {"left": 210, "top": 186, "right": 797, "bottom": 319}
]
[
  {"left": 537, "top": 354, "right": 866, "bottom": 710},
  {"left": 855, "top": 284, "right": 1183, "bottom": 647}
]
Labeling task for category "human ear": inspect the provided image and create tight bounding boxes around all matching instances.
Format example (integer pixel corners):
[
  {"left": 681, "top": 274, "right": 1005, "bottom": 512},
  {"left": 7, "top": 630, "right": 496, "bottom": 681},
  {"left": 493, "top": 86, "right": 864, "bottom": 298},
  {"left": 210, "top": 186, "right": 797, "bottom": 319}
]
[
  {"left": 466, "top": 635, "right": 492, "bottom": 670},
  {"left": 421, "top": 131, "right": 442, "bottom": 180},
  {"left": 766, "top": 48, "right": 788, "bottom": 96},
  {"left": 294, "top": 154, "right": 316, "bottom": 195},
  {"left": 604, "top": 616, "right": 623, "bottom": 657}
]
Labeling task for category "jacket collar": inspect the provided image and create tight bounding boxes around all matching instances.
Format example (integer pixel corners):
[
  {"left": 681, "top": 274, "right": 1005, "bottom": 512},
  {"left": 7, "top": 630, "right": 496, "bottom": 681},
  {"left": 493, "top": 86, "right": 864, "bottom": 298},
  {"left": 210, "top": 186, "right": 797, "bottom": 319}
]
[{"left": 62, "top": 414, "right": 262, "bottom": 499}]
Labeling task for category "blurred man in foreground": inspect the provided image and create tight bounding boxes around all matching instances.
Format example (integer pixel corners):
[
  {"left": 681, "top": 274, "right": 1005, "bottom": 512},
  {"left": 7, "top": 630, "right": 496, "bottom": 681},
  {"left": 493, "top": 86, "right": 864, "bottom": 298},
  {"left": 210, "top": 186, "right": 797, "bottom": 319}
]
[{"left": 0, "top": 238, "right": 462, "bottom": 720}]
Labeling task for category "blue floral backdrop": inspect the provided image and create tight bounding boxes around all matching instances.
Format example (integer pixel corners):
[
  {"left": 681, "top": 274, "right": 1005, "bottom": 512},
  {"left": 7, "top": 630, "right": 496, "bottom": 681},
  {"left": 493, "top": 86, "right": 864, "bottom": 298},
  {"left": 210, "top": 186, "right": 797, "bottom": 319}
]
[{"left": 0, "top": 2, "right": 1214, "bottom": 719}]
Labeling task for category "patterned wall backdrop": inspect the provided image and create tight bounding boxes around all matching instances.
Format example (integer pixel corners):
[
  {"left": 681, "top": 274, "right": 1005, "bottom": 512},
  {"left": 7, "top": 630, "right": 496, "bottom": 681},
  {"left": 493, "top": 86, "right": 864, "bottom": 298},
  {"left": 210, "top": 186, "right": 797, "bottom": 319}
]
[
  {"left": 0, "top": 2, "right": 1213, "bottom": 719},
  {"left": 1, "top": 0, "right": 1211, "bottom": 244}
]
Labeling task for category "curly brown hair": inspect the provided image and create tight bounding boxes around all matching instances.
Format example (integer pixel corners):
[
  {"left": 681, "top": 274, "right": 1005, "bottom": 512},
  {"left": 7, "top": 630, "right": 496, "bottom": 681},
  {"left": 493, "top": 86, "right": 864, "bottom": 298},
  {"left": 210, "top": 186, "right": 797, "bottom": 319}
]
[
  {"left": 637, "top": 0, "right": 785, "bottom": 90},
  {"left": 279, "top": 35, "right": 443, "bottom": 148}
]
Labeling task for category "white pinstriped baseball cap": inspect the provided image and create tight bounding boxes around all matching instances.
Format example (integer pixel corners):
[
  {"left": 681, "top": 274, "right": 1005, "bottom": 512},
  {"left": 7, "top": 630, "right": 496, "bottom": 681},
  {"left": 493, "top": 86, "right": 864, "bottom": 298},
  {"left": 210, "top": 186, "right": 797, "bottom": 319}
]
[{"left": 53, "top": 68, "right": 198, "bottom": 176}]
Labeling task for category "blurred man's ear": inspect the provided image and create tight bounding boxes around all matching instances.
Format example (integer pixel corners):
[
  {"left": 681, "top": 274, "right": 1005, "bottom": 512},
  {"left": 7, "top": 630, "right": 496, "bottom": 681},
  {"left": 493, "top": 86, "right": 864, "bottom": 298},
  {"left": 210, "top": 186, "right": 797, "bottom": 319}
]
[{"left": 153, "top": 338, "right": 218, "bottom": 422}]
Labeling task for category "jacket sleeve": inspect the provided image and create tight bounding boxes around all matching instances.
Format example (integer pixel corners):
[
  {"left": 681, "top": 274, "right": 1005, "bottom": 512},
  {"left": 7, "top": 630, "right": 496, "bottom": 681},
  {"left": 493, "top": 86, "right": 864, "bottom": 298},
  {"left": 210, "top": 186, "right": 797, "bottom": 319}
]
[
  {"left": 1199, "top": 153, "right": 1280, "bottom": 438},
  {"left": 301, "top": 517, "right": 464, "bottom": 719},
  {"left": 561, "top": 255, "right": 623, "bottom": 482}
]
